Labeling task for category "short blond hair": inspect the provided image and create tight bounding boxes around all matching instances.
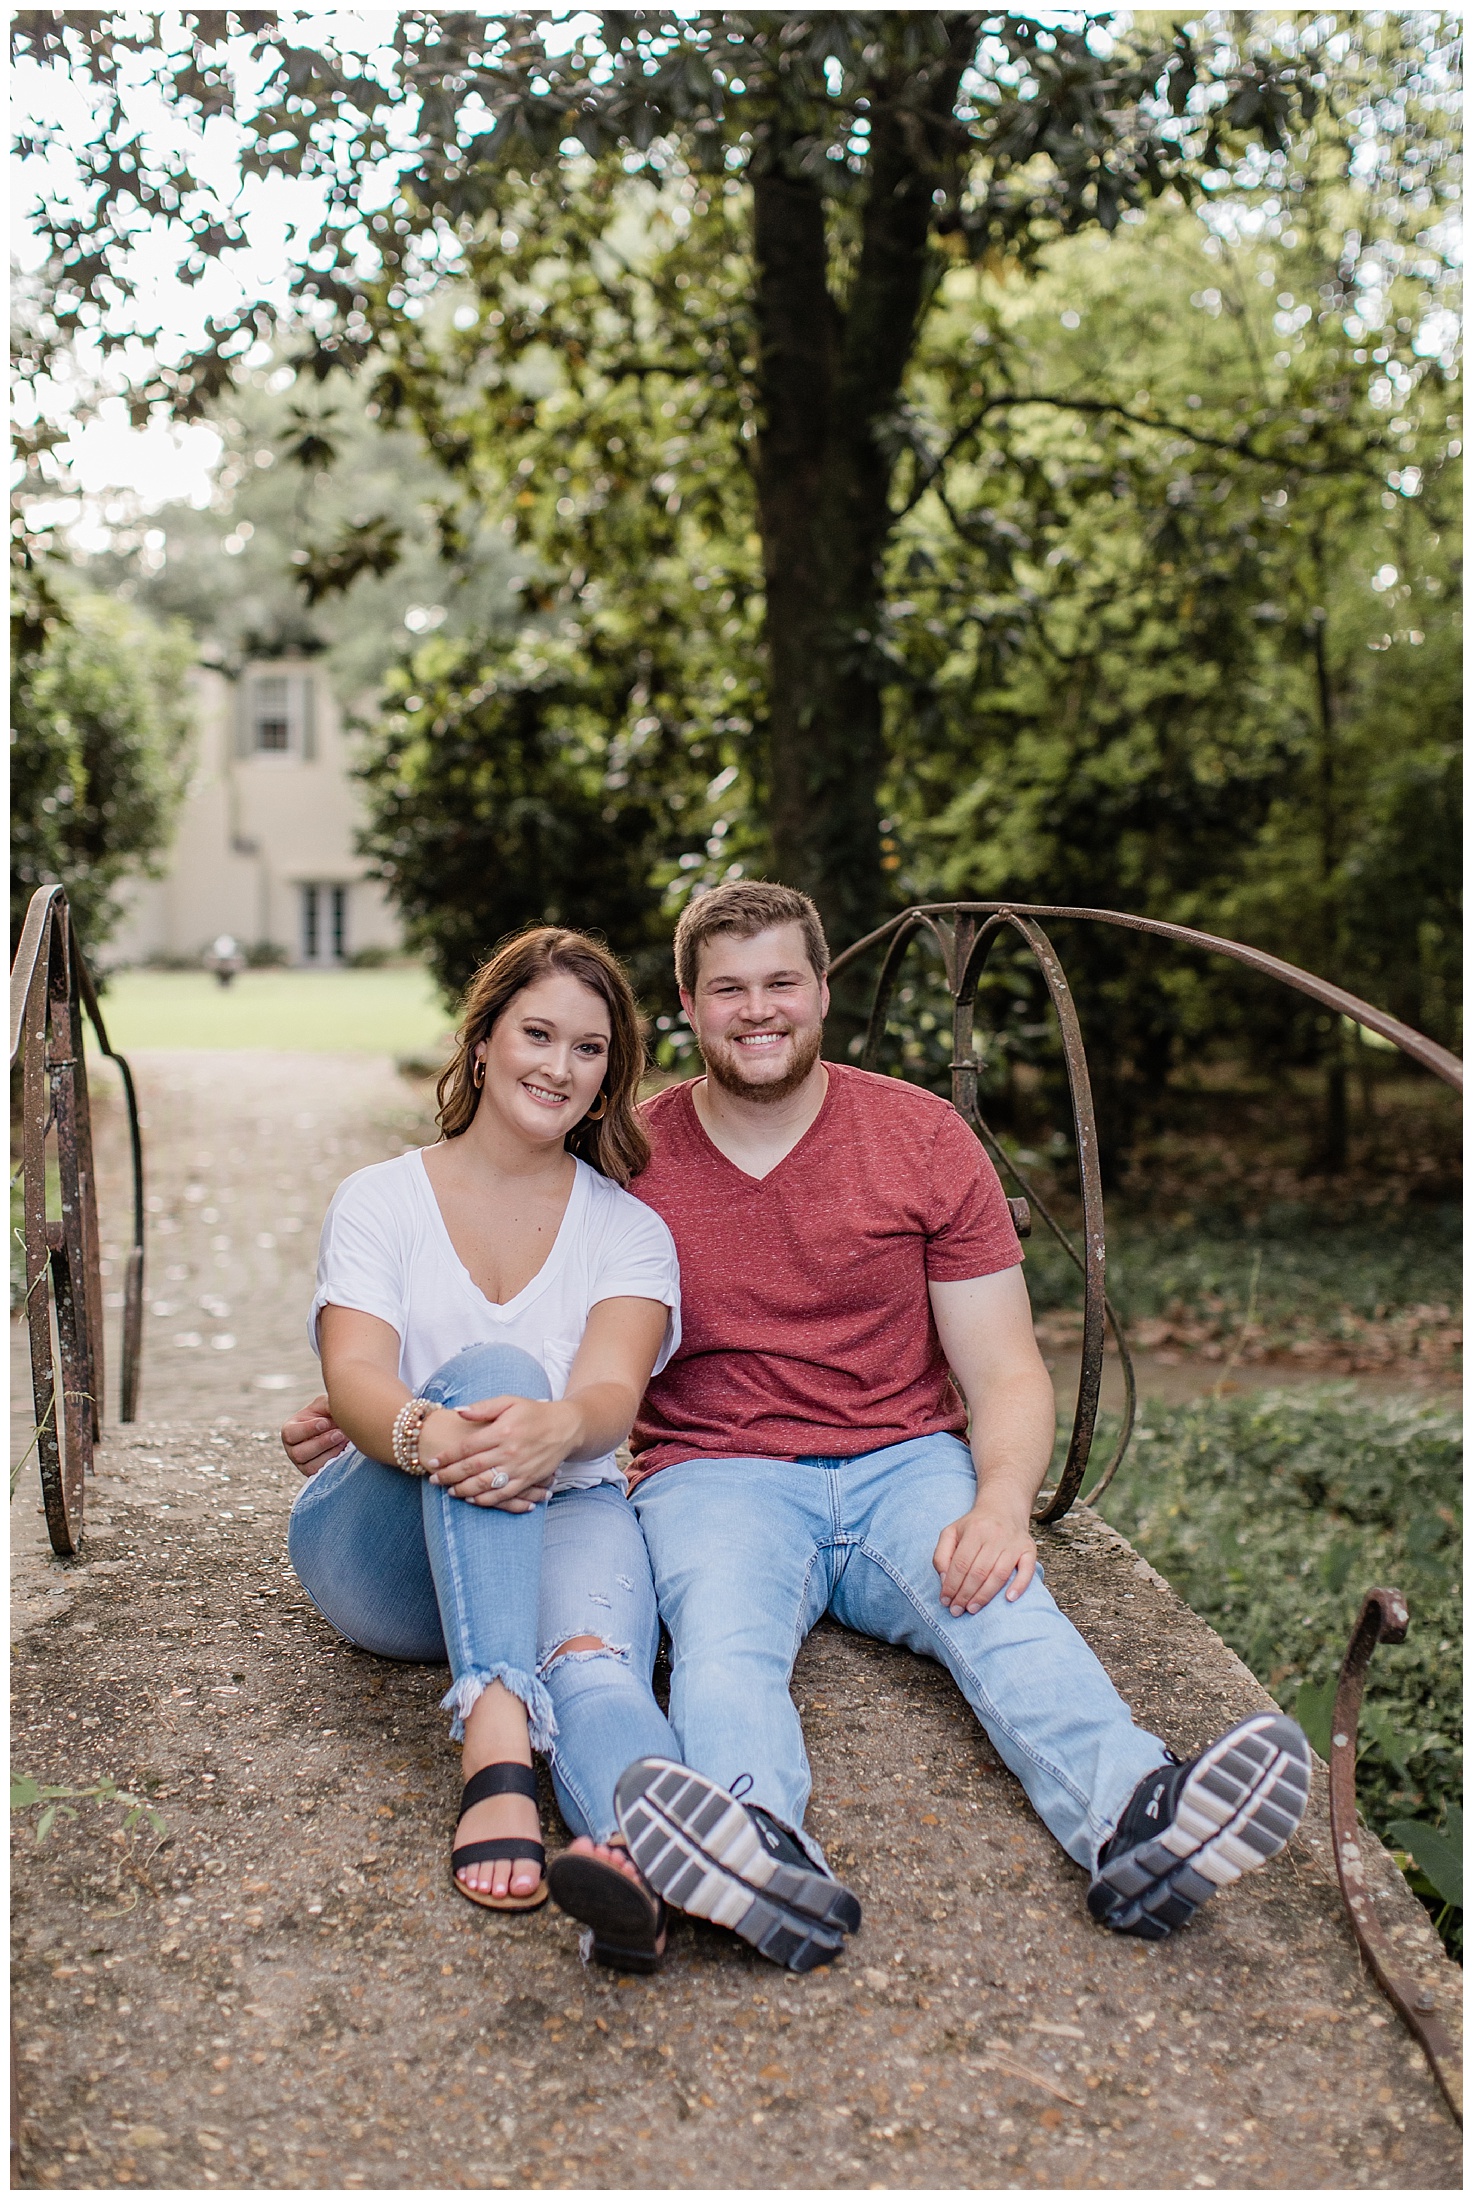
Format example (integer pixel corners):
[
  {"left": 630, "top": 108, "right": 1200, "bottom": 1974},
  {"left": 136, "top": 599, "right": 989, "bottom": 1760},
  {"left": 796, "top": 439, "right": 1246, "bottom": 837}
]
[{"left": 673, "top": 881, "right": 829, "bottom": 995}]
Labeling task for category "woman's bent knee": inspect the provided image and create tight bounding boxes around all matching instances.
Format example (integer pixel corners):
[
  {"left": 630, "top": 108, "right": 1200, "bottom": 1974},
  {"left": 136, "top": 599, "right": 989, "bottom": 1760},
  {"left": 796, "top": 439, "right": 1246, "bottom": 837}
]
[{"left": 426, "top": 1342, "right": 551, "bottom": 1407}]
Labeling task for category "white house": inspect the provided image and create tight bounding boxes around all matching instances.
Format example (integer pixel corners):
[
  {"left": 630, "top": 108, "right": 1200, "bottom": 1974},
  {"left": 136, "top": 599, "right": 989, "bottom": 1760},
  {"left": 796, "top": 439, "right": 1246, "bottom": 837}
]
[{"left": 108, "top": 656, "right": 403, "bottom": 968}]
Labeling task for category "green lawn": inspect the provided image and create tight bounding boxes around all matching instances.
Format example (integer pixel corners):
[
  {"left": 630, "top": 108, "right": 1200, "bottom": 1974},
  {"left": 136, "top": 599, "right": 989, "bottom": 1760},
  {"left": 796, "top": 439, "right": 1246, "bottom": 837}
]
[{"left": 86, "top": 966, "right": 453, "bottom": 1055}]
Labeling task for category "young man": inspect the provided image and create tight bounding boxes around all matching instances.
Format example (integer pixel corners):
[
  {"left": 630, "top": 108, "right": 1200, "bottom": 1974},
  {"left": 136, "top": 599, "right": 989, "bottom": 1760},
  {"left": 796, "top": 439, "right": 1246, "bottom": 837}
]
[
  {"left": 284, "top": 882, "right": 1310, "bottom": 1963},
  {"left": 608, "top": 883, "right": 1309, "bottom": 1948}
]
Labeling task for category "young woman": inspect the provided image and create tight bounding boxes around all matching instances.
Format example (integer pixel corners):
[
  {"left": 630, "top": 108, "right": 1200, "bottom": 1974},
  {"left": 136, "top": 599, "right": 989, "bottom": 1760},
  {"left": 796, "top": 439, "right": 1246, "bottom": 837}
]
[{"left": 287, "top": 926, "right": 684, "bottom": 1920}]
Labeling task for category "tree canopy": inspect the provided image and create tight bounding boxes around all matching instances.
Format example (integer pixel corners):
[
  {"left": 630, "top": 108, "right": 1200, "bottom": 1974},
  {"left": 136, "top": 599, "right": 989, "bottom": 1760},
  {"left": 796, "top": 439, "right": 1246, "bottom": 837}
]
[{"left": 12, "top": 10, "right": 1461, "bottom": 1153}]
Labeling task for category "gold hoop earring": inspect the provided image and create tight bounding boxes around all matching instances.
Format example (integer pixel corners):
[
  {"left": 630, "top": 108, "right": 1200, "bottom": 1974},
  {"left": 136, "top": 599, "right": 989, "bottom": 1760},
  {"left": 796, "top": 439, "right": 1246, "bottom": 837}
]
[
  {"left": 585, "top": 1092, "right": 608, "bottom": 1121},
  {"left": 472, "top": 1058, "right": 485, "bottom": 1089}
]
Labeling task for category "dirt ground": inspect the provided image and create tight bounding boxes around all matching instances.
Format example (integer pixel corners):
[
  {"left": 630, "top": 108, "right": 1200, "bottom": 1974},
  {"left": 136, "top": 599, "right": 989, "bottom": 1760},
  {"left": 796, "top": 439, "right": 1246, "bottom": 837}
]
[{"left": 9, "top": 1051, "right": 1463, "bottom": 2190}]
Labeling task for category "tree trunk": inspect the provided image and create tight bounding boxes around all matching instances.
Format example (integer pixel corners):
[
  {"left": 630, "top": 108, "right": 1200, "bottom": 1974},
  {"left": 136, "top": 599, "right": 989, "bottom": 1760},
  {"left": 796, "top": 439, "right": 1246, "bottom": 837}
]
[
  {"left": 1309, "top": 598, "right": 1348, "bottom": 1173},
  {"left": 751, "top": 171, "right": 850, "bottom": 913},
  {"left": 752, "top": 21, "right": 978, "bottom": 1052},
  {"left": 1322, "top": 1048, "right": 1350, "bottom": 1176}
]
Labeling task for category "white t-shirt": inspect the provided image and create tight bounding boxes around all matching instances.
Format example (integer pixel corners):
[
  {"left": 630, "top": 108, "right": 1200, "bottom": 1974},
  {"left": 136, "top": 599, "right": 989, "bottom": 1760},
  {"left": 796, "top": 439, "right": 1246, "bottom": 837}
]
[{"left": 309, "top": 1148, "right": 681, "bottom": 1492}]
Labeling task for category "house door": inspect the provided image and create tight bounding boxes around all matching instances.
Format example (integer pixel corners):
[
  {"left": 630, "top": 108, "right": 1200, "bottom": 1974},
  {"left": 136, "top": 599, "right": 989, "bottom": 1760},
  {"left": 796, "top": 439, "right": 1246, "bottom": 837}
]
[{"left": 301, "top": 884, "right": 348, "bottom": 964}]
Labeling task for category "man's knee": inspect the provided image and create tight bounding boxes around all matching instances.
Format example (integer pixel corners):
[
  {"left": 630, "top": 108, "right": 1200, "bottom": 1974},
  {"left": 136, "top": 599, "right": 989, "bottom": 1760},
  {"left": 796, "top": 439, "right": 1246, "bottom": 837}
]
[{"left": 671, "top": 1627, "right": 796, "bottom": 1686}]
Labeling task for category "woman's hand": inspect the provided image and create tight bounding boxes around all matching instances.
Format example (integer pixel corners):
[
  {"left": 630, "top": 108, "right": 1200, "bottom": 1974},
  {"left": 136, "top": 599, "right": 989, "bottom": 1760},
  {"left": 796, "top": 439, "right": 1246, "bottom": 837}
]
[
  {"left": 281, "top": 1395, "right": 350, "bottom": 1477},
  {"left": 421, "top": 1396, "right": 584, "bottom": 1509}
]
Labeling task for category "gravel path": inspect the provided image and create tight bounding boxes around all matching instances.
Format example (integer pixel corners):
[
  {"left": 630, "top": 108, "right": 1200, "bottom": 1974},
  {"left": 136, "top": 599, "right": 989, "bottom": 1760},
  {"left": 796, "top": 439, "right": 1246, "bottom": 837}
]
[{"left": 10, "top": 1051, "right": 1462, "bottom": 2190}]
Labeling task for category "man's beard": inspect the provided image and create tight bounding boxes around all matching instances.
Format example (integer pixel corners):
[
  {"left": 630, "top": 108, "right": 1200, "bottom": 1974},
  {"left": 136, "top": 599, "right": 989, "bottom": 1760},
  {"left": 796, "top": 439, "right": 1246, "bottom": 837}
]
[{"left": 701, "top": 1022, "right": 825, "bottom": 1104}]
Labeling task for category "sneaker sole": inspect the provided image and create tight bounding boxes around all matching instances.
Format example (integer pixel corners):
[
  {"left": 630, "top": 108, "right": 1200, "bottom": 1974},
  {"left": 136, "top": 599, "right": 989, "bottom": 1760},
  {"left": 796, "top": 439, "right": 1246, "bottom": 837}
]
[
  {"left": 1089, "top": 1714, "right": 1312, "bottom": 1940},
  {"left": 614, "top": 1759, "right": 854, "bottom": 1972}
]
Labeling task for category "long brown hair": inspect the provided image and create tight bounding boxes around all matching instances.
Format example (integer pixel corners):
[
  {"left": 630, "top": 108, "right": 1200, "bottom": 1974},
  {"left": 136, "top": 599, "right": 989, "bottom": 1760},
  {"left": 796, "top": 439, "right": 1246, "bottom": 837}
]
[{"left": 436, "top": 927, "right": 650, "bottom": 1185}]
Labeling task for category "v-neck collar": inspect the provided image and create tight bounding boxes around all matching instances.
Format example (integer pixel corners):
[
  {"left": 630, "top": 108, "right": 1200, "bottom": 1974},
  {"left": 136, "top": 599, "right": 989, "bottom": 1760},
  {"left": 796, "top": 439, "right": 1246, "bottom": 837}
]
[
  {"left": 414, "top": 1147, "right": 585, "bottom": 1316},
  {"left": 681, "top": 1067, "right": 837, "bottom": 1186}
]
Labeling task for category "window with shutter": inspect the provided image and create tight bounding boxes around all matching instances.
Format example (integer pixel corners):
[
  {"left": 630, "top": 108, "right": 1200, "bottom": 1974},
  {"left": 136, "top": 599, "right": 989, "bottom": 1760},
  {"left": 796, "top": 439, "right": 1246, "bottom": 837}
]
[
  {"left": 247, "top": 671, "right": 317, "bottom": 755},
  {"left": 253, "top": 676, "right": 292, "bottom": 751}
]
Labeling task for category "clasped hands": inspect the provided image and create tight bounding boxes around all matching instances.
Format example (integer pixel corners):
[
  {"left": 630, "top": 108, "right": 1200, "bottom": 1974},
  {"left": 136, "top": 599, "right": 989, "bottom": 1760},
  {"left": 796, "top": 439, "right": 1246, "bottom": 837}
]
[
  {"left": 280, "top": 1391, "right": 576, "bottom": 1509},
  {"left": 420, "top": 1396, "right": 580, "bottom": 1509}
]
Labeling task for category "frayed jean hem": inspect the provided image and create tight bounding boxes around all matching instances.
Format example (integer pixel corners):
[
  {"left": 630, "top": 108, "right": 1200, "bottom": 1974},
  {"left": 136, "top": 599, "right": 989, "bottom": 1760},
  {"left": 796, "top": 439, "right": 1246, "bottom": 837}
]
[{"left": 440, "top": 1664, "right": 557, "bottom": 1750}]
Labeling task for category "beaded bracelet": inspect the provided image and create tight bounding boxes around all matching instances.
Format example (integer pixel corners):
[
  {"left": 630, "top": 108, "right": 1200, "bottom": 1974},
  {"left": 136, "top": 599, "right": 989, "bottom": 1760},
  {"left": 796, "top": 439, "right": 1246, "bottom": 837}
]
[{"left": 391, "top": 1396, "right": 435, "bottom": 1476}]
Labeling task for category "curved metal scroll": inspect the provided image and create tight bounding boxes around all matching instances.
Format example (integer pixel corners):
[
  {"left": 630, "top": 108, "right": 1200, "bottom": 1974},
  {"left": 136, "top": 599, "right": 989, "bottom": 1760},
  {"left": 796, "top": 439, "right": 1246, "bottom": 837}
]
[
  {"left": 834, "top": 899, "right": 1462, "bottom": 1521},
  {"left": 10, "top": 885, "right": 147, "bottom": 1556},
  {"left": 1329, "top": 1589, "right": 1462, "bottom": 2125},
  {"left": 833, "top": 902, "right": 1463, "bottom": 1093},
  {"left": 960, "top": 914, "right": 1139, "bottom": 1519},
  {"left": 854, "top": 908, "right": 1135, "bottom": 1522}
]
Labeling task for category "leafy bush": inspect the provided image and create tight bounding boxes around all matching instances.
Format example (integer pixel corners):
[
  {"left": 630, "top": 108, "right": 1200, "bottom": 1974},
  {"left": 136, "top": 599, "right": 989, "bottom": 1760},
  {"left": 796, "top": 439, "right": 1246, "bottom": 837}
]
[
  {"left": 1097, "top": 1386, "right": 1461, "bottom": 1948},
  {"left": 10, "top": 594, "right": 195, "bottom": 957}
]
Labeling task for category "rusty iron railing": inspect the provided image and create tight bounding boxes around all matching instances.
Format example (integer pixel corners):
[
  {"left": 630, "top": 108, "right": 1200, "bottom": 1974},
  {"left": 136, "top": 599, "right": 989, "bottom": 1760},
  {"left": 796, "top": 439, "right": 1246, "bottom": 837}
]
[
  {"left": 10, "top": 885, "right": 146, "bottom": 1557},
  {"left": 829, "top": 901, "right": 1462, "bottom": 1523},
  {"left": 1330, "top": 1591, "right": 1462, "bottom": 2124},
  {"left": 833, "top": 900, "right": 1463, "bottom": 2099}
]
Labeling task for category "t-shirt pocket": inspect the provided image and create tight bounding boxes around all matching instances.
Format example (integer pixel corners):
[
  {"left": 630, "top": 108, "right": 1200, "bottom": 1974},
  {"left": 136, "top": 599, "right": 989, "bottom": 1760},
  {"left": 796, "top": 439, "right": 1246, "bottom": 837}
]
[{"left": 539, "top": 1334, "right": 580, "bottom": 1401}]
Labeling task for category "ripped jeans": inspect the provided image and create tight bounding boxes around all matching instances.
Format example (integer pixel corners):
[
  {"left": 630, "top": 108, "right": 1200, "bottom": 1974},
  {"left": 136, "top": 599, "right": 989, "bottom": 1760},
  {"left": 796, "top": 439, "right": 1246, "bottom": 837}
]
[{"left": 287, "top": 1342, "right": 677, "bottom": 1842}]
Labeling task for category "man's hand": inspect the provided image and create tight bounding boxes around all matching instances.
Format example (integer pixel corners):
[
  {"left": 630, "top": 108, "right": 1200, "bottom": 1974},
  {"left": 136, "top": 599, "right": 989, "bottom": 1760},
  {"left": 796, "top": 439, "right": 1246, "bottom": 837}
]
[
  {"left": 281, "top": 1395, "right": 350, "bottom": 1477},
  {"left": 422, "top": 1396, "right": 583, "bottom": 1510},
  {"left": 928, "top": 1268, "right": 1055, "bottom": 1615},
  {"left": 933, "top": 1501, "right": 1037, "bottom": 1616}
]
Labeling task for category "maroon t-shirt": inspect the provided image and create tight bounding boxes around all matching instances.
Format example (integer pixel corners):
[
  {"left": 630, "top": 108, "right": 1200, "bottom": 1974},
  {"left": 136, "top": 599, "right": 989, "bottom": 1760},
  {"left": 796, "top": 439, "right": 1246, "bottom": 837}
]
[{"left": 627, "top": 1063, "right": 1022, "bottom": 1483}]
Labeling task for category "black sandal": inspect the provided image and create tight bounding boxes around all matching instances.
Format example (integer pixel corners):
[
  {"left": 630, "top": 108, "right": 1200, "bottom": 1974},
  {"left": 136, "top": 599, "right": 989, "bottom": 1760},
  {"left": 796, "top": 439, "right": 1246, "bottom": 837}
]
[
  {"left": 450, "top": 1763, "right": 548, "bottom": 1912},
  {"left": 547, "top": 1847, "right": 668, "bottom": 1973}
]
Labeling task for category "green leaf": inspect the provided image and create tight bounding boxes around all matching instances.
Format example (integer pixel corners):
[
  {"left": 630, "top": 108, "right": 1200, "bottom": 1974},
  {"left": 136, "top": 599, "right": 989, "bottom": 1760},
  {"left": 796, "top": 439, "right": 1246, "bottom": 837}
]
[
  {"left": 1359, "top": 1701, "right": 1417, "bottom": 1784},
  {"left": 10, "top": 1773, "right": 42, "bottom": 1811},
  {"left": 1294, "top": 1675, "right": 1337, "bottom": 1762},
  {"left": 1386, "top": 1817, "right": 1463, "bottom": 1909},
  {"left": 35, "top": 1804, "right": 57, "bottom": 1842},
  {"left": 1316, "top": 1540, "right": 1357, "bottom": 1594}
]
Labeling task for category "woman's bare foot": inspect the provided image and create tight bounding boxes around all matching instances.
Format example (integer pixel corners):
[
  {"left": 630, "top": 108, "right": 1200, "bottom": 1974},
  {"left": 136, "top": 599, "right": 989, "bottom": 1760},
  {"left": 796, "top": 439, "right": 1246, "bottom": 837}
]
[
  {"left": 563, "top": 1835, "right": 668, "bottom": 1953},
  {"left": 565, "top": 1834, "right": 641, "bottom": 1883},
  {"left": 455, "top": 1788, "right": 544, "bottom": 1901},
  {"left": 456, "top": 1682, "right": 544, "bottom": 1902}
]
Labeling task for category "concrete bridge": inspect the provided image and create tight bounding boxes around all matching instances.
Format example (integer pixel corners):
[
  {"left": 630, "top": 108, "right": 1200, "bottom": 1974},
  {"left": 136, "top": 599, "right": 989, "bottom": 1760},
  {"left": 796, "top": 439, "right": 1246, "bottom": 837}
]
[{"left": 11, "top": 1052, "right": 1460, "bottom": 2189}]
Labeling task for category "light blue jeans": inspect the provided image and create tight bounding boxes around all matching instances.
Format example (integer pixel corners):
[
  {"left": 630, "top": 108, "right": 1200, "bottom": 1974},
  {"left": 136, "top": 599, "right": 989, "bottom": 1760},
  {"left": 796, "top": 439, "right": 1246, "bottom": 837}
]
[
  {"left": 632, "top": 1433, "right": 1172, "bottom": 1870},
  {"left": 288, "top": 1342, "right": 677, "bottom": 1842}
]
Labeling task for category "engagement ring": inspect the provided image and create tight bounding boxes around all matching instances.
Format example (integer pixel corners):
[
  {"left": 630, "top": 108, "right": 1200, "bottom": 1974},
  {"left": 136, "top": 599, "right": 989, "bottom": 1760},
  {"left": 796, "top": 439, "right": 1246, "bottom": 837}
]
[{"left": 489, "top": 1471, "right": 509, "bottom": 1490}]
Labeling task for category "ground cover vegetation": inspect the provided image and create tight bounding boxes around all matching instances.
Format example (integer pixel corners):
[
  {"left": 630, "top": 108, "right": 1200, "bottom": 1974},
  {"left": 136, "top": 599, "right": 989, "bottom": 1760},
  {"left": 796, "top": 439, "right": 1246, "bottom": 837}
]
[
  {"left": 1095, "top": 1384, "right": 1462, "bottom": 1955},
  {"left": 1009, "top": 1051, "right": 1461, "bottom": 1371},
  {"left": 12, "top": 12, "right": 1461, "bottom": 1107}
]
